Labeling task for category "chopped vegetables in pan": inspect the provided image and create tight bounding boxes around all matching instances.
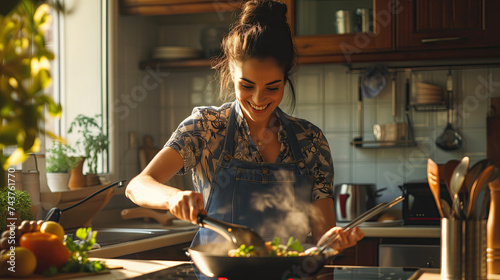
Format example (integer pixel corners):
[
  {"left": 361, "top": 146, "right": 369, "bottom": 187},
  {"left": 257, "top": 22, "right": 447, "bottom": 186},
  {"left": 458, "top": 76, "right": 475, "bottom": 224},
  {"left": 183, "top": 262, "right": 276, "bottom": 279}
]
[{"left": 228, "top": 237, "right": 305, "bottom": 257}]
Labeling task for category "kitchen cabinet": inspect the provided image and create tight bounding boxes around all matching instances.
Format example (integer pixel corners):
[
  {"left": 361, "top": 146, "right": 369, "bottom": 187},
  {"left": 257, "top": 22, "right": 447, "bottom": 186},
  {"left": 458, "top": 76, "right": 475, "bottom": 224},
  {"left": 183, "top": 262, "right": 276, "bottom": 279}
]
[
  {"left": 123, "top": 0, "right": 500, "bottom": 68},
  {"left": 120, "top": 0, "right": 243, "bottom": 16},
  {"left": 331, "top": 238, "right": 379, "bottom": 266},
  {"left": 282, "top": 0, "right": 394, "bottom": 63},
  {"left": 397, "top": 0, "right": 500, "bottom": 51}
]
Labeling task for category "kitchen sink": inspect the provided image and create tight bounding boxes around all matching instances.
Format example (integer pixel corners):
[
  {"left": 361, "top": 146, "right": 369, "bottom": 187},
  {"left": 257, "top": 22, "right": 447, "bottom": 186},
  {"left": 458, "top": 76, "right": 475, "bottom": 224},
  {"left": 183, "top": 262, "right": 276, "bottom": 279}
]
[{"left": 67, "top": 227, "right": 192, "bottom": 247}]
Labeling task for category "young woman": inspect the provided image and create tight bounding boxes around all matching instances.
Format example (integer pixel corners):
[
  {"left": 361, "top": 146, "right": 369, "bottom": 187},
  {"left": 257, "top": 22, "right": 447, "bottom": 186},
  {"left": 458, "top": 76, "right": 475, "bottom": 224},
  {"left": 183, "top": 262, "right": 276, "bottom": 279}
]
[{"left": 126, "top": 0, "right": 364, "bottom": 251}]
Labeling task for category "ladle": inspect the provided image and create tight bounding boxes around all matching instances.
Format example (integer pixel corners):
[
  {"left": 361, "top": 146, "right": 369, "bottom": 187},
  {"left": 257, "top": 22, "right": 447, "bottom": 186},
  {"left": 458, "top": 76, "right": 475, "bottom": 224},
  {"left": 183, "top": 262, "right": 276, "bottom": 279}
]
[
  {"left": 436, "top": 71, "right": 463, "bottom": 151},
  {"left": 443, "top": 159, "right": 460, "bottom": 199},
  {"left": 450, "top": 156, "right": 469, "bottom": 218},
  {"left": 197, "top": 213, "right": 268, "bottom": 255}
]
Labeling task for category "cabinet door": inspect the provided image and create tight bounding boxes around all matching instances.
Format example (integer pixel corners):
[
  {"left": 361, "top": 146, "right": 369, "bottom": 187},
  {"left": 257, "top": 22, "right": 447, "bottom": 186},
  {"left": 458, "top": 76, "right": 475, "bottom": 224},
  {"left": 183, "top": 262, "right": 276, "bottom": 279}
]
[
  {"left": 397, "top": 0, "right": 500, "bottom": 50},
  {"left": 284, "top": 0, "right": 394, "bottom": 62}
]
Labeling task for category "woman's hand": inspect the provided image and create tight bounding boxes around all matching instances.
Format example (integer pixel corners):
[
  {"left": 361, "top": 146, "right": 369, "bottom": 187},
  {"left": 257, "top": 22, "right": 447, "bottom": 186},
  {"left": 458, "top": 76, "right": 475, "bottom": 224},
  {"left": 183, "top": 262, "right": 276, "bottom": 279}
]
[
  {"left": 317, "top": 226, "right": 365, "bottom": 252},
  {"left": 167, "top": 190, "right": 205, "bottom": 224}
]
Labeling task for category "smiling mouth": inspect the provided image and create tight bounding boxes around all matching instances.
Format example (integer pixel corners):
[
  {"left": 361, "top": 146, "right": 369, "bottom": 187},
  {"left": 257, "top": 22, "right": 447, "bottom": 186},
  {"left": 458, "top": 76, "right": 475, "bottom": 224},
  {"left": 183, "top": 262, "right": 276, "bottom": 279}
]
[{"left": 248, "top": 102, "right": 270, "bottom": 111}]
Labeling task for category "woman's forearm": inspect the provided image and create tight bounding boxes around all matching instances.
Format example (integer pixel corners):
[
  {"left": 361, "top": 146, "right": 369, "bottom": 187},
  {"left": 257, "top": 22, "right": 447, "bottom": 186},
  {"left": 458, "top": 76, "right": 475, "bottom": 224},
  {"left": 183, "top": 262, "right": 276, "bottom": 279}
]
[{"left": 125, "top": 146, "right": 186, "bottom": 210}]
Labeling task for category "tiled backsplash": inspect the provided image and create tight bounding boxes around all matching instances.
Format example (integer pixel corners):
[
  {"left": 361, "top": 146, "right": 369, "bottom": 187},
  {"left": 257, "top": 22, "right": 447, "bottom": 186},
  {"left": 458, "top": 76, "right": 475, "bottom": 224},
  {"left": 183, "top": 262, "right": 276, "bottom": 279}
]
[{"left": 116, "top": 16, "right": 500, "bottom": 203}]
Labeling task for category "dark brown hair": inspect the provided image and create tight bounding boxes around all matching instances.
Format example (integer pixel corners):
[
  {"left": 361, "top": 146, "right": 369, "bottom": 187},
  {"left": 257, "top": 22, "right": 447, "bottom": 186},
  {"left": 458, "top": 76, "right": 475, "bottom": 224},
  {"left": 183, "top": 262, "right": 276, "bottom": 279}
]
[{"left": 214, "top": 0, "right": 297, "bottom": 109}]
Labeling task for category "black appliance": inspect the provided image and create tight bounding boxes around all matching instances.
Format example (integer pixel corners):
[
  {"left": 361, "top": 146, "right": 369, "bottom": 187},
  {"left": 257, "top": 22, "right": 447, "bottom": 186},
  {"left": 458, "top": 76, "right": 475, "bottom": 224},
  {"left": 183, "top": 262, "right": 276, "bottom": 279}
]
[
  {"left": 130, "top": 263, "right": 419, "bottom": 280},
  {"left": 399, "top": 182, "right": 451, "bottom": 225}
]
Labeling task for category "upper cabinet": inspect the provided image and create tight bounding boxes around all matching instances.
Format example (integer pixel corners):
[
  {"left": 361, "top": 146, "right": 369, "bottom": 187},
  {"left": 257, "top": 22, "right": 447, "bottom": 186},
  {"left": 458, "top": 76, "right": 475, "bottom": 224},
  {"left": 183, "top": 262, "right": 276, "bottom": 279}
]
[
  {"left": 397, "top": 0, "right": 500, "bottom": 50},
  {"left": 282, "top": 0, "right": 394, "bottom": 63},
  {"left": 120, "top": 0, "right": 243, "bottom": 15},
  {"left": 120, "top": 0, "right": 500, "bottom": 67}
]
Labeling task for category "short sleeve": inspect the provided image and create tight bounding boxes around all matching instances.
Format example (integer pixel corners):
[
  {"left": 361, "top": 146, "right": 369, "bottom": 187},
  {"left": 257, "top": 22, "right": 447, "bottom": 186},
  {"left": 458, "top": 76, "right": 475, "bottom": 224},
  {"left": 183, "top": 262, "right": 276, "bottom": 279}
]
[
  {"left": 165, "top": 108, "right": 207, "bottom": 174},
  {"left": 309, "top": 129, "right": 334, "bottom": 201}
]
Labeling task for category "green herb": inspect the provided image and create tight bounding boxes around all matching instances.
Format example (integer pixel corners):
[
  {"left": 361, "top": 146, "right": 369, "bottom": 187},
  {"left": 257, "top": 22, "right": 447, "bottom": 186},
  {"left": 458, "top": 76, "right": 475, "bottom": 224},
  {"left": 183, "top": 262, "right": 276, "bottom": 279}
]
[
  {"left": 62, "top": 227, "right": 108, "bottom": 273},
  {"left": 0, "top": 188, "right": 32, "bottom": 231},
  {"left": 286, "top": 236, "right": 303, "bottom": 252},
  {"left": 46, "top": 141, "right": 81, "bottom": 173}
]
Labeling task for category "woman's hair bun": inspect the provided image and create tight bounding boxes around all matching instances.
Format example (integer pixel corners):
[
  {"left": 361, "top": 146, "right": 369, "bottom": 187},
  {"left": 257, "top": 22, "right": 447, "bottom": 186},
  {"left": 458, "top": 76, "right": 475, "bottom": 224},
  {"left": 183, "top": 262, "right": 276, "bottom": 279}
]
[{"left": 239, "top": 0, "right": 288, "bottom": 28}]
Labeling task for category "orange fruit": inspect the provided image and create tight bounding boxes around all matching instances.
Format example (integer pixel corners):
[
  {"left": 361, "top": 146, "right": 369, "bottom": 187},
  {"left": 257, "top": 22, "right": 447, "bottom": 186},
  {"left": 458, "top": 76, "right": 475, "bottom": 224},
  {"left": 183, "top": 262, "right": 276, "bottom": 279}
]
[
  {"left": 20, "top": 232, "right": 70, "bottom": 273},
  {"left": 2, "top": 247, "right": 37, "bottom": 277},
  {"left": 40, "top": 221, "right": 65, "bottom": 242}
]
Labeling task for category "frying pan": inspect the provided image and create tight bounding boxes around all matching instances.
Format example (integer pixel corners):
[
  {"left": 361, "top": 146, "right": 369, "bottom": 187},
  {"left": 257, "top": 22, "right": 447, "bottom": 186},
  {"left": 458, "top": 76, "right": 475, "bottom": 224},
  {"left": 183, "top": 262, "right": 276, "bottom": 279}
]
[
  {"left": 189, "top": 242, "right": 330, "bottom": 279},
  {"left": 189, "top": 196, "right": 404, "bottom": 280}
]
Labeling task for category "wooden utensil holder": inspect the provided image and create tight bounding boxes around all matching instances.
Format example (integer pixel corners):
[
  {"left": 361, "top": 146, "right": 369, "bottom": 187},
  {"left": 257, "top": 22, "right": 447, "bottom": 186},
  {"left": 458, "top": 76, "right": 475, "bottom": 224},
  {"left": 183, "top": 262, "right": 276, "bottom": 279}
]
[{"left": 487, "top": 179, "right": 500, "bottom": 274}]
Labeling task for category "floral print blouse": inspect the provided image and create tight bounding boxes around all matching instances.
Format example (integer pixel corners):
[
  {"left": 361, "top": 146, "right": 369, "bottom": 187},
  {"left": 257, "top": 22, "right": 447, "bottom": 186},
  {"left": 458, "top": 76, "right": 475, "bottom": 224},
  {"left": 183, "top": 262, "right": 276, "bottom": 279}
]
[{"left": 165, "top": 101, "right": 334, "bottom": 205}]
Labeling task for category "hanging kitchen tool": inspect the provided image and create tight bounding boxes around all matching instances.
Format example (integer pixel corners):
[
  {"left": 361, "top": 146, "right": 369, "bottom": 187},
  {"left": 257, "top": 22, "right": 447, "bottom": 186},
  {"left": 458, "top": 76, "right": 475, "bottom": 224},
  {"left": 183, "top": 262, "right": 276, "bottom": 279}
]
[
  {"left": 405, "top": 69, "right": 415, "bottom": 144},
  {"left": 353, "top": 74, "right": 363, "bottom": 147},
  {"left": 436, "top": 71, "right": 463, "bottom": 150}
]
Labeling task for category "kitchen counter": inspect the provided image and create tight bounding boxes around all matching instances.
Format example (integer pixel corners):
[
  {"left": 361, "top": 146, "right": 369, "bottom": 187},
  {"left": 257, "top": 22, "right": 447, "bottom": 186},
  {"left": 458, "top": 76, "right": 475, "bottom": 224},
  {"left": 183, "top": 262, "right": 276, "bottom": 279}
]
[
  {"left": 15, "top": 259, "right": 498, "bottom": 280},
  {"left": 359, "top": 225, "right": 440, "bottom": 238},
  {"left": 87, "top": 219, "right": 198, "bottom": 259},
  {"left": 87, "top": 219, "right": 439, "bottom": 259}
]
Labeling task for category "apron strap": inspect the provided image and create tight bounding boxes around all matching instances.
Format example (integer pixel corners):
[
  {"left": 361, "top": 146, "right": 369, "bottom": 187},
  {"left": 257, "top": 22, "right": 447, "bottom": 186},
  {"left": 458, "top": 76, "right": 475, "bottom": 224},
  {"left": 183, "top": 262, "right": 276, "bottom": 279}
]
[
  {"left": 222, "top": 102, "right": 238, "bottom": 157},
  {"left": 223, "top": 103, "right": 306, "bottom": 165},
  {"left": 276, "top": 107, "right": 305, "bottom": 162}
]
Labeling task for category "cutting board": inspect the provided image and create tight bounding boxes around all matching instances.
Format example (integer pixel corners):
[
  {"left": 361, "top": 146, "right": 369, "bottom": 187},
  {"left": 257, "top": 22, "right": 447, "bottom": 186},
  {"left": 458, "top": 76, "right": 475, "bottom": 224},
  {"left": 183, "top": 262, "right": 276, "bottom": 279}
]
[{"left": 0, "top": 265, "right": 122, "bottom": 280}]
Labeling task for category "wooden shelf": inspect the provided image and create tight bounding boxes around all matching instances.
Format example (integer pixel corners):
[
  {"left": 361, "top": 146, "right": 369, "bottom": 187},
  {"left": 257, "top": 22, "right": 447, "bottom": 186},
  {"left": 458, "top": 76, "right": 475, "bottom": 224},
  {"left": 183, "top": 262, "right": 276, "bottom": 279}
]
[
  {"left": 139, "top": 59, "right": 214, "bottom": 71},
  {"left": 411, "top": 103, "right": 448, "bottom": 112},
  {"left": 351, "top": 139, "right": 417, "bottom": 149}
]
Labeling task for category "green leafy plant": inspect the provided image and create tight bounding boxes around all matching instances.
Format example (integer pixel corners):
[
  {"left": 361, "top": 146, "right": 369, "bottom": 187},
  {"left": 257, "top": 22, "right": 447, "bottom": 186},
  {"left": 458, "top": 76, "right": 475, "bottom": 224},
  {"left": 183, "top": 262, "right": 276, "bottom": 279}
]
[
  {"left": 68, "top": 114, "right": 108, "bottom": 175},
  {"left": 46, "top": 141, "right": 80, "bottom": 173},
  {"left": 0, "top": 0, "right": 63, "bottom": 187},
  {"left": 44, "top": 227, "right": 108, "bottom": 276},
  {"left": 0, "top": 187, "right": 32, "bottom": 231}
]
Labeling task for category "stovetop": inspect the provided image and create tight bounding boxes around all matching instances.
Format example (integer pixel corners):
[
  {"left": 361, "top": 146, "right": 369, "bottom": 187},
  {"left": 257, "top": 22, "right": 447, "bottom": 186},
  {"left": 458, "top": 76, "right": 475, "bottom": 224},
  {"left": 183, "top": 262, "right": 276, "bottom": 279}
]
[{"left": 130, "top": 263, "right": 419, "bottom": 280}]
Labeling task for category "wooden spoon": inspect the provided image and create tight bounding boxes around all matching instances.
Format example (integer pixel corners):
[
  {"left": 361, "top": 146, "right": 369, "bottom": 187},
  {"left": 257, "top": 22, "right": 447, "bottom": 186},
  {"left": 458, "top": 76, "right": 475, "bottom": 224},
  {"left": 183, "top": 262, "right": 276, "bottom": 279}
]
[
  {"left": 427, "top": 159, "right": 445, "bottom": 218},
  {"left": 464, "top": 159, "right": 494, "bottom": 193},
  {"left": 467, "top": 165, "right": 494, "bottom": 220}
]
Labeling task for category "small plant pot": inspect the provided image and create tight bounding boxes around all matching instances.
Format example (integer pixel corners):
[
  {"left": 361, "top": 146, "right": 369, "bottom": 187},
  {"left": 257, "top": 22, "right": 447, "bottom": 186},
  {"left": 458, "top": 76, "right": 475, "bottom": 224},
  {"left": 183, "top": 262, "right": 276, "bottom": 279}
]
[
  {"left": 68, "top": 157, "right": 86, "bottom": 190},
  {"left": 86, "top": 173, "right": 101, "bottom": 186},
  {"left": 46, "top": 173, "right": 70, "bottom": 192}
]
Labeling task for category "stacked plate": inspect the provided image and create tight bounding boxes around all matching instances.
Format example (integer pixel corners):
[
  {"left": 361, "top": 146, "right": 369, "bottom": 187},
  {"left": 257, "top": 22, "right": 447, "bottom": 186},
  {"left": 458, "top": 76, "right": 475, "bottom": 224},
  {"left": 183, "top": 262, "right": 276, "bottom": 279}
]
[
  {"left": 416, "top": 82, "right": 444, "bottom": 104},
  {"left": 152, "top": 46, "right": 201, "bottom": 60}
]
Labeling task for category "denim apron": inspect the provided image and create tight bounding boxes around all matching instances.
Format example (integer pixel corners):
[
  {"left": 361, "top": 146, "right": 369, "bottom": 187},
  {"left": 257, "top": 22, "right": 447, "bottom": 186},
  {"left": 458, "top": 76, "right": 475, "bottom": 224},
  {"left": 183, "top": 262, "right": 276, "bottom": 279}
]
[{"left": 191, "top": 103, "right": 313, "bottom": 247}]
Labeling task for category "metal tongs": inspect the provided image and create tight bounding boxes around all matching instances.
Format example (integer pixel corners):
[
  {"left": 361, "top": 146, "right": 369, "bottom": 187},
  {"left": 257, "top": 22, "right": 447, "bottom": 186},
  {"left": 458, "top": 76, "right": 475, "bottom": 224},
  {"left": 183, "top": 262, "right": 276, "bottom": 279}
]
[{"left": 306, "top": 196, "right": 404, "bottom": 256}]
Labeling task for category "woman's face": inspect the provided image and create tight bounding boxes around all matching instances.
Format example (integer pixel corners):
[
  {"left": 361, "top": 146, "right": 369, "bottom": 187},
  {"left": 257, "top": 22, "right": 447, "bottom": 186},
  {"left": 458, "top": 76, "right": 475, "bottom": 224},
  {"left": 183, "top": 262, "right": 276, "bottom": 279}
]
[{"left": 231, "top": 57, "right": 285, "bottom": 126}]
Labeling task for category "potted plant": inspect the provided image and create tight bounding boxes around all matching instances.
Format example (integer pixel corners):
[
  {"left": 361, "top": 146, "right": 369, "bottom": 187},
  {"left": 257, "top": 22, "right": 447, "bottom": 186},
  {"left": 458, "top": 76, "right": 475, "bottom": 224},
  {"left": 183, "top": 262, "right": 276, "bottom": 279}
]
[
  {"left": 45, "top": 141, "right": 80, "bottom": 192},
  {"left": 68, "top": 114, "right": 109, "bottom": 186}
]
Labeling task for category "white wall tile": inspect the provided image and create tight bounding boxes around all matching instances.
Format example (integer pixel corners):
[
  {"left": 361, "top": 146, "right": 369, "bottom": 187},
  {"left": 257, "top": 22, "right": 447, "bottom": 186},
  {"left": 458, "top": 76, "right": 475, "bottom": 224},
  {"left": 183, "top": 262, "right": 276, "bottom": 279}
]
[
  {"left": 296, "top": 66, "right": 323, "bottom": 104},
  {"left": 324, "top": 64, "right": 351, "bottom": 103},
  {"left": 332, "top": 162, "right": 351, "bottom": 186},
  {"left": 324, "top": 105, "right": 352, "bottom": 132},
  {"left": 325, "top": 133, "right": 351, "bottom": 162}
]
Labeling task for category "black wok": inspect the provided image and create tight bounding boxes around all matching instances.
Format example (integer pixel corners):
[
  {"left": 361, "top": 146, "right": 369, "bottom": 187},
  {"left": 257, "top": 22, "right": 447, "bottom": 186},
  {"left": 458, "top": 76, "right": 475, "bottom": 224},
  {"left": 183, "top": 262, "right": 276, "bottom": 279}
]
[{"left": 188, "top": 242, "right": 334, "bottom": 280}]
